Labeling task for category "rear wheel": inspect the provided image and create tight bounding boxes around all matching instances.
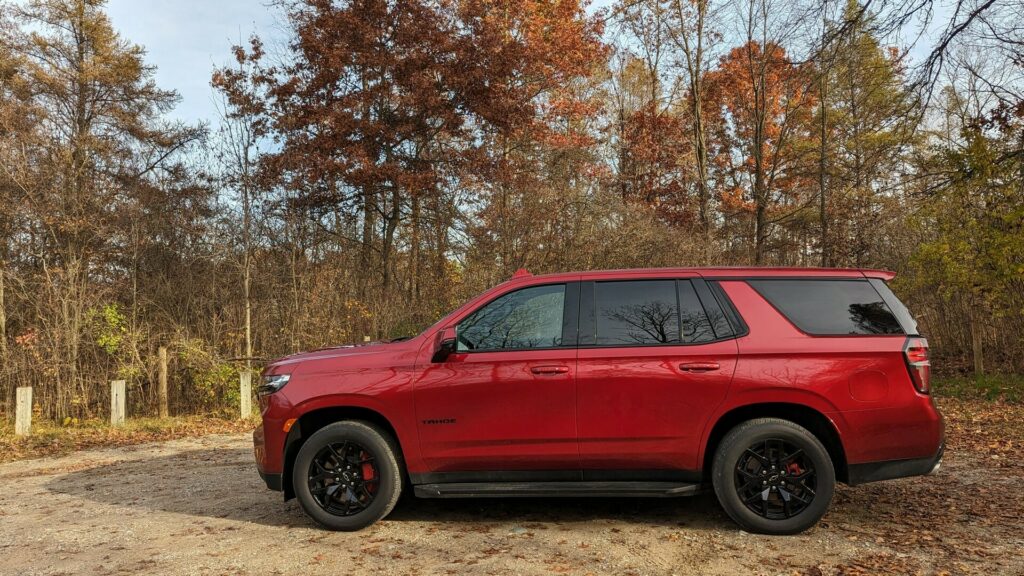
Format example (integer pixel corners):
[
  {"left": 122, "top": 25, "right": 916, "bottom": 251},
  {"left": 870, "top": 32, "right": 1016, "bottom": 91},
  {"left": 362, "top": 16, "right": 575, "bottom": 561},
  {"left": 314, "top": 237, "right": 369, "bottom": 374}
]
[
  {"left": 292, "top": 421, "right": 402, "bottom": 531},
  {"left": 712, "top": 418, "right": 835, "bottom": 535}
]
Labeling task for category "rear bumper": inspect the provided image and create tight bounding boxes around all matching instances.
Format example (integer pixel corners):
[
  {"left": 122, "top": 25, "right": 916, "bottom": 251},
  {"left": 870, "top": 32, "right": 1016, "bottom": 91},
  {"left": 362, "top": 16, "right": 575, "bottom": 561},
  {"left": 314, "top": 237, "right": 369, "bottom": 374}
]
[{"left": 847, "top": 441, "right": 944, "bottom": 485}]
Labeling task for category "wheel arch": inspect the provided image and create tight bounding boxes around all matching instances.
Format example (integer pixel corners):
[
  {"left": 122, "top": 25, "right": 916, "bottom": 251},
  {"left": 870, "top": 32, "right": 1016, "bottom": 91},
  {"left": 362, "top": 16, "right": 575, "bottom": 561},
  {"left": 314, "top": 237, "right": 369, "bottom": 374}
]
[
  {"left": 701, "top": 403, "right": 849, "bottom": 484},
  {"left": 281, "top": 405, "right": 407, "bottom": 500}
]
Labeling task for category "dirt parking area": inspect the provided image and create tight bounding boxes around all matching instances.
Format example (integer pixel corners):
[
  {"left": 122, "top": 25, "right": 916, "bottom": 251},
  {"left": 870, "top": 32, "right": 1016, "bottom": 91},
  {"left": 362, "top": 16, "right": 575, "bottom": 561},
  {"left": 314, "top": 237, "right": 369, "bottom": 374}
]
[{"left": 1, "top": 404, "right": 1022, "bottom": 576}]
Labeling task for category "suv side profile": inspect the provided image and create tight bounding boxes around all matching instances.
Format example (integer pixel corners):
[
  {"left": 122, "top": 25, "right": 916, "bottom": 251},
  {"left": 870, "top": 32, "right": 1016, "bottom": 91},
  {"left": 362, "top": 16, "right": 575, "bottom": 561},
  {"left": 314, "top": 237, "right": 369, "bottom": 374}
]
[{"left": 253, "top": 267, "right": 944, "bottom": 535}]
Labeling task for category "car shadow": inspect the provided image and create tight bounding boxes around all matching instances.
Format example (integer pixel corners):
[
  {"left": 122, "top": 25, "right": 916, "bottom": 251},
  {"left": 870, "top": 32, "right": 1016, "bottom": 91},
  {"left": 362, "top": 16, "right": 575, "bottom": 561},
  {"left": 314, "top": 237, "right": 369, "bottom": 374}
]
[{"left": 45, "top": 447, "right": 735, "bottom": 531}]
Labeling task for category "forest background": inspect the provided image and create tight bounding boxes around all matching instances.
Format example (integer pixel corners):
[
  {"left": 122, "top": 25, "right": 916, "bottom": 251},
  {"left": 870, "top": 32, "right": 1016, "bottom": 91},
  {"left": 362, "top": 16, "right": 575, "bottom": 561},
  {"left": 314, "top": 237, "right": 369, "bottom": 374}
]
[{"left": 0, "top": 0, "right": 1021, "bottom": 420}]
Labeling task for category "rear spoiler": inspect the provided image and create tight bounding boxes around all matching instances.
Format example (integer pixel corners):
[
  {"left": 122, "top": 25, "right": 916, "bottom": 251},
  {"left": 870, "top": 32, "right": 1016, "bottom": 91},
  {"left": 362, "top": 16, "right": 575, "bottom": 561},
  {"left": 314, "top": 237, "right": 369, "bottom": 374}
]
[{"left": 860, "top": 269, "right": 897, "bottom": 281}]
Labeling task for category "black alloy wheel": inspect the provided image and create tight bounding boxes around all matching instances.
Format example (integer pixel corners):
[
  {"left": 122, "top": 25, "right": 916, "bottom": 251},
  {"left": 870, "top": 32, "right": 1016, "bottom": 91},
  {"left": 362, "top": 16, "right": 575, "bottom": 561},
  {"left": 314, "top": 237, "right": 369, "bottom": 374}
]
[
  {"left": 712, "top": 418, "right": 835, "bottom": 535},
  {"left": 308, "top": 441, "right": 380, "bottom": 516},
  {"left": 734, "top": 438, "right": 816, "bottom": 519},
  {"left": 292, "top": 421, "right": 403, "bottom": 531}
]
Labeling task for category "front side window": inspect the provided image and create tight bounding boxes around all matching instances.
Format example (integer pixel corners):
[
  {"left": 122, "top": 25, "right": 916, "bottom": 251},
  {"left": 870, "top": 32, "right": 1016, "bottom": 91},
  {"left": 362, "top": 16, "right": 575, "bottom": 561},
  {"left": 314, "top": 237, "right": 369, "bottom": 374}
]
[
  {"left": 456, "top": 284, "right": 566, "bottom": 351},
  {"left": 749, "top": 279, "right": 904, "bottom": 335},
  {"left": 595, "top": 280, "right": 680, "bottom": 345}
]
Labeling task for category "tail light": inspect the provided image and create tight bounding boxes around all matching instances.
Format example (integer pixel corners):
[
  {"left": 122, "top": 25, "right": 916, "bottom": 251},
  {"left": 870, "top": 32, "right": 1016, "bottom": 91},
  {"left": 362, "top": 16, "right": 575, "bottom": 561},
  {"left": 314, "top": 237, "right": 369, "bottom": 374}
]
[{"left": 903, "top": 337, "right": 930, "bottom": 394}]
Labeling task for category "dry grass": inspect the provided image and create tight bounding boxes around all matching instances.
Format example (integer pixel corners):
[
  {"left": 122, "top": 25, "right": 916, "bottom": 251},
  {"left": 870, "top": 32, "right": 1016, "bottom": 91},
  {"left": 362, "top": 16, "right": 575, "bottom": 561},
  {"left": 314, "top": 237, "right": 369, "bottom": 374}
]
[{"left": 0, "top": 415, "right": 257, "bottom": 464}]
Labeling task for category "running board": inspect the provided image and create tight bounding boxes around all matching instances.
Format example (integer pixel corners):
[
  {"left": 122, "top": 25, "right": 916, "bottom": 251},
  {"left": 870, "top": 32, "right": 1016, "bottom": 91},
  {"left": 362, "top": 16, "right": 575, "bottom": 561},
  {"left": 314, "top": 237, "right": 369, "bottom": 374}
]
[{"left": 413, "top": 481, "right": 700, "bottom": 499}]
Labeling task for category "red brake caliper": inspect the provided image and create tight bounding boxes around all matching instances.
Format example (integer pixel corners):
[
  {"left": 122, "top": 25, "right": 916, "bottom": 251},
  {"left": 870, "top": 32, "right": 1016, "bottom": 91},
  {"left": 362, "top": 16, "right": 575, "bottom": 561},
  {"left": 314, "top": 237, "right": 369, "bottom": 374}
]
[
  {"left": 360, "top": 451, "right": 375, "bottom": 491},
  {"left": 787, "top": 462, "right": 801, "bottom": 475}
]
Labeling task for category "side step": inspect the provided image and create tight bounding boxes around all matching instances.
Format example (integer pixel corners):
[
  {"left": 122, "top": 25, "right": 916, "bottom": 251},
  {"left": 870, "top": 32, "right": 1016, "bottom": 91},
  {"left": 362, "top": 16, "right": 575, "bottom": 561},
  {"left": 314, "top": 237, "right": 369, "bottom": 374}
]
[{"left": 413, "top": 481, "right": 700, "bottom": 499}]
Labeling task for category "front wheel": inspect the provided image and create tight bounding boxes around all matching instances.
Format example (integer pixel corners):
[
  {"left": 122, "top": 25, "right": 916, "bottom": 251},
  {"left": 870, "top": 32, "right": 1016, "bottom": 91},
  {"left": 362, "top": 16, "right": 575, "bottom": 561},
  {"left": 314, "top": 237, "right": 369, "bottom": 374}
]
[
  {"left": 292, "top": 421, "right": 403, "bottom": 531},
  {"left": 712, "top": 418, "right": 835, "bottom": 535}
]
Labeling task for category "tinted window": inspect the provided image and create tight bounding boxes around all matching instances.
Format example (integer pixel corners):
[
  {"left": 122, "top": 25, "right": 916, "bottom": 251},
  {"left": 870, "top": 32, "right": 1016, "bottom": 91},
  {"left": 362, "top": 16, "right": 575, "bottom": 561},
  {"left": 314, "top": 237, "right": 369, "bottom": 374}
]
[
  {"left": 869, "top": 278, "right": 920, "bottom": 335},
  {"left": 694, "top": 279, "right": 742, "bottom": 339},
  {"left": 595, "top": 280, "right": 680, "bottom": 345},
  {"left": 749, "top": 279, "right": 904, "bottom": 335},
  {"left": 457, "top": 284, "right": 566, "bottom": 351},
  {"left": 679, "top": 281, "right": 717, "bottom": 343}
]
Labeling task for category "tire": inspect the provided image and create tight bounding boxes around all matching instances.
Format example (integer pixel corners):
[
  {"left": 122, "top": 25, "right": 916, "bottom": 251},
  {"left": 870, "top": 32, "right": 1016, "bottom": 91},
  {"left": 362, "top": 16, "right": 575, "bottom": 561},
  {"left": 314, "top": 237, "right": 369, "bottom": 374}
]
[
  {"left": 292, "top": 421, "right": 403, "bottom": 531},
  {"left": 712, "top": 418, "right": 835, "bottom": 535}
]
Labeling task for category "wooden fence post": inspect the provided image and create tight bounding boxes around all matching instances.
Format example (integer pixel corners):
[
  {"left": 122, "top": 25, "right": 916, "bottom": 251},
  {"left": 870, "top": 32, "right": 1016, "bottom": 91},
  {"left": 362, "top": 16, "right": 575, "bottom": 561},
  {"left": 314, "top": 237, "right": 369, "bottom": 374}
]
[
  {"left": 239, "top": 368, "right": 252, "bottom": 419},
  {"left": 158, "top": 346, "right": 169, "bottom": 418},
  {"left": 110, "top": 380, "right": 126, "bottom": 426},
  {"left": 15, "top": 386, "right": 31, "bottom": 436}
]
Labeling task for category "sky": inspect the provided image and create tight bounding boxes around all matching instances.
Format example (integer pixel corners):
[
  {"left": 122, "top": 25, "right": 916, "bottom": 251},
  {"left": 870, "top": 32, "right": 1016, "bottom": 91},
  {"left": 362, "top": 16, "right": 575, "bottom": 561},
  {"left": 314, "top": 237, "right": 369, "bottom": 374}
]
[{"left": 105, "top": 0, "right": 284, "bottom": 126}]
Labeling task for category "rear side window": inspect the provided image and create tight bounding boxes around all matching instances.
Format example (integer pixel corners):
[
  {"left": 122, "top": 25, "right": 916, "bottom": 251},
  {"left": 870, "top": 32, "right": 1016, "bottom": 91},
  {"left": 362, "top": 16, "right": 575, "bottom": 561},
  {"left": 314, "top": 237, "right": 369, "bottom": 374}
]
[
  {"left": 592, "top": 280, "right": 716, "bottom": 346},
  {"left": 678, "top": 281, "right": 717, "bottom": 343},
  {"left": 595, "top": 280, "right": 679, "bottom": 345},
  {"left": 748, "top": 279, "right": 904, "bottom": 335}
]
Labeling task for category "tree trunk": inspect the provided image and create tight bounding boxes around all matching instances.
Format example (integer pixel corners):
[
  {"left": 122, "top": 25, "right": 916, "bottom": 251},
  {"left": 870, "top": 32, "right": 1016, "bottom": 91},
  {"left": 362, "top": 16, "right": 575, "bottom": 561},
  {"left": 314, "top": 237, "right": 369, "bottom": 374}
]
[
  {"left": 753, "top": 95, "right": 768, "bottom": 264},
  {"left": 0, "top": 259, "right": 7, "bottom": 362},
  {"left": 158, "top": 345, "right": 169, "bottom": 418},
  {"left": 691, "top": 83, "right": 712, "bottom": 264},
  {"left": 359, "top": 188, "right": 376, "bottom": 296},
  {"left": 289, "top": 215, "right": 302, "bottom": 352},
  {"left": 410, "top": 193, "right": 421, "bottom": 306},
  {"left": 971, "top": 308, "right": 985, "bottom": 376},
  {"left": 381, "top": 187, "right": 402, "bottom": 298},
  {"left": 818, "top": 63, "right": 830, "bottom": 267},
  {"left": 682, "top": 0, "right": 712, "bottom": 264},
  {"left": 751, "top": 42, "right": 769, "bottom": 265}
]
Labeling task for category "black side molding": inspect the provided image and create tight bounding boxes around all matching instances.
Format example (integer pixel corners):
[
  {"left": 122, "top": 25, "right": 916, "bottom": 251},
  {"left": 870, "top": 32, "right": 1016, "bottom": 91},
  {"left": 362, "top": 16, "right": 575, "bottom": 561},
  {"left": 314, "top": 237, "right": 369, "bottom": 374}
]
[
  {"left": 413, "top": 481, "right": 700, "bottom": 499},
  {"left": 409, "top": 468, "right": 702, "bottom": 485},
  {"left": 847, "top": 443, "right": 944, "bottom": 486}
]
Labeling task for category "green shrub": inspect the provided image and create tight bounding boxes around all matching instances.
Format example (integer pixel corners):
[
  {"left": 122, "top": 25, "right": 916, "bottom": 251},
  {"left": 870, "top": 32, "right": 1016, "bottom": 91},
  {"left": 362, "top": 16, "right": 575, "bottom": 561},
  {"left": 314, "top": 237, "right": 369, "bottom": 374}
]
[{"left": 932, "top": 374, "right": 1024, "bottom": 403}]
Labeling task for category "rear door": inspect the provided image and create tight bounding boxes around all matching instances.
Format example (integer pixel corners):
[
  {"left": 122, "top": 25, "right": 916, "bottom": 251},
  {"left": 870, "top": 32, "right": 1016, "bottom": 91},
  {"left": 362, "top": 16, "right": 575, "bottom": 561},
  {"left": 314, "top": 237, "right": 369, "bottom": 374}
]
[{"left": 575, "top": 277, "right": 739, "bottom": 477}]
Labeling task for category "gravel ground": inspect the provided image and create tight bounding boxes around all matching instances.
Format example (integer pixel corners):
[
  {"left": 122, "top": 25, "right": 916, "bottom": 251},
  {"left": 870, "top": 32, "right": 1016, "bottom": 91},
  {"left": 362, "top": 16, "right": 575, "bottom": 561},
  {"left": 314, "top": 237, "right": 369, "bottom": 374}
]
[{"left": 0, "top": 431, "right": 1022, "bottom": 576}]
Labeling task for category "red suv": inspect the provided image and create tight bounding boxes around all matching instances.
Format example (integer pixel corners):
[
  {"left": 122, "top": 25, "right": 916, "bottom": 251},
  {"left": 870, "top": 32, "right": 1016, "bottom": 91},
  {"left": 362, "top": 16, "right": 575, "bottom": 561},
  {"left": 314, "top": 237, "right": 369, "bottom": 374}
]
[{"left": 254, "top": 267, "right": 943, "bottom": 534}]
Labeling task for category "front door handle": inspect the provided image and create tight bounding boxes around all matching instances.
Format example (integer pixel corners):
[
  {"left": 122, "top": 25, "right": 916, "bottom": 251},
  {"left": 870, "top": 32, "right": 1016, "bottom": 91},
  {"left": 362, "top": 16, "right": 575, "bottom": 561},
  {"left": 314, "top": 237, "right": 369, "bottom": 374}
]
[
  {"left": 679, "top": 362, "right": 720, "bottom": 372},
  {"left": 531, "top": 365, "right": 570, "bottom": 375}
]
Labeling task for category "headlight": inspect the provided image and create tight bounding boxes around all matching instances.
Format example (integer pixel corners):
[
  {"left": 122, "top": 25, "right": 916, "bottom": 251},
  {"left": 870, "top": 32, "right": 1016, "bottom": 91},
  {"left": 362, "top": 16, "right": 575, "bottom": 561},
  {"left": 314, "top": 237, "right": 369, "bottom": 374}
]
[{"left": 258, "top": 373, "right": 291, "bottom": 395}]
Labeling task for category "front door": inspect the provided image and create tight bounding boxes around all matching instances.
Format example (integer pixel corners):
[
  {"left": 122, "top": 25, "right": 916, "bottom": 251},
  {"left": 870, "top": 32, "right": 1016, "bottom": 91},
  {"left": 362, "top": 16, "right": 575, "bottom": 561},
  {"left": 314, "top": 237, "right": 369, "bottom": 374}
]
[
  {"left": 414, "top": 282, "right": 580, "bottom": 476},
  {"left": 576, "top": 278, "right": 738, "bottom": 477}
]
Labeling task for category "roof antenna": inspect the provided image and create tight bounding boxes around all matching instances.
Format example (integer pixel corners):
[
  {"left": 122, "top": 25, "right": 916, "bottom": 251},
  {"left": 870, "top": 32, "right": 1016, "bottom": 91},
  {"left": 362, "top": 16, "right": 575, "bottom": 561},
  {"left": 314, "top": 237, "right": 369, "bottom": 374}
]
[{"left": 511, "top": 268, "right": 532, "bottom": 279}]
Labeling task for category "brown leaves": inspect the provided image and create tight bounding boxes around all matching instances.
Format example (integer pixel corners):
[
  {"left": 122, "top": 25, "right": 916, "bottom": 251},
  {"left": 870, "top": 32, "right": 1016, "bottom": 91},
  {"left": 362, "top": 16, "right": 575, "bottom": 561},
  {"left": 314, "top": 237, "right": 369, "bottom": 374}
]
[
  {"left": 0, "top": 416, "right": 256, "bottom": 464},
  {"left": 938, "top": 398, "right": 1024, "bottom": 462},
  {"left": 216, "top": 0, "right": 607, "bottom": 210}
]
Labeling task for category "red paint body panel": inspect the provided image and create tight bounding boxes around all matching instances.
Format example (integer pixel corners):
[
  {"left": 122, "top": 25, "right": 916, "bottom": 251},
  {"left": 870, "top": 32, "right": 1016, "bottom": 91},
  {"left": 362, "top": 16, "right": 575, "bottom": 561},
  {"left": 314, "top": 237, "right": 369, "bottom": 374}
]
[
  {"left": 253, "top": 266, "right": 943, "bottom": 487},
  {"left": 577, "top": 339, "right": 737, "bottom": 470},
  {"left": 412, "top": 347, "right": 579, "bottom": 471},
  {"left": 702, "top": 281, "right": 943, "bottom": 466}
]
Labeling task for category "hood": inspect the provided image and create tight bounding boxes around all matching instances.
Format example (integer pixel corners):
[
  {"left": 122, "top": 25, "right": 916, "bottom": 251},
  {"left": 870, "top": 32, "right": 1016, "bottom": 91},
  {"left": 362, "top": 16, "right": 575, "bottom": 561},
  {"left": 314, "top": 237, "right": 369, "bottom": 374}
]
[{"left": 265, "top": 337, "right": 417, "bottom": 371}]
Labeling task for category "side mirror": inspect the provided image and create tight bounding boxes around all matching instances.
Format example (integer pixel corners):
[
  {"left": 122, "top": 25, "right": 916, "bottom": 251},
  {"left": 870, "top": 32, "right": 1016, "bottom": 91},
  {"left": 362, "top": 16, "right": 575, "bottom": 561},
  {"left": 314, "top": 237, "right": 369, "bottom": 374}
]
[{"left": 431, "top": 326, "right": 457, "bottom": 363}]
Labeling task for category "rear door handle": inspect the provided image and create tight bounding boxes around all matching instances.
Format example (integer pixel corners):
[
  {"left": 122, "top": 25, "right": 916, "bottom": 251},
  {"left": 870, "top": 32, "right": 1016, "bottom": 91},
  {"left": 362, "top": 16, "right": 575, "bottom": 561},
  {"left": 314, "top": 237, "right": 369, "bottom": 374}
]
[
  {"left": 679, "top": 362, "right": 720, "bottom": 372},
  {"left": 531, "top": 365, "right": 570, "bottom": 375}
]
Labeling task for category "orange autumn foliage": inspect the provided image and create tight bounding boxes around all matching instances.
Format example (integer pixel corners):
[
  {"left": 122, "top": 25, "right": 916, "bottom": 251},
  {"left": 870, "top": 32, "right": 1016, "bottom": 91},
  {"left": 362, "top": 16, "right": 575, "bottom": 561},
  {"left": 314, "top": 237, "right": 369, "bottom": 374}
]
[{"left": 705, "top": 41, "right": 817, "bottom": 220}]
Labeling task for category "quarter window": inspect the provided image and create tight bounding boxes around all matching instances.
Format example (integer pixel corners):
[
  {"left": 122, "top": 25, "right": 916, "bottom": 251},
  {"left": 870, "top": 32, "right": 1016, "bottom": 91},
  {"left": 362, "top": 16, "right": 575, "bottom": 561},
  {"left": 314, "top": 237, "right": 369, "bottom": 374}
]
[
  {"left": 749, "top": 279, "right": 904, "bottom": 335},
  {"left": 456, "top": 284, "right": 566, "bottom": 351}
]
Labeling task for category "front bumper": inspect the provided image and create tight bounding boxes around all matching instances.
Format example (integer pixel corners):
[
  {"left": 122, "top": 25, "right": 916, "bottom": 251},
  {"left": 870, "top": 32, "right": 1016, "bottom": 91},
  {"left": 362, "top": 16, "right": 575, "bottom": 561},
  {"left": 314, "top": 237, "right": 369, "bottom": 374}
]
[
  {"left": 847, "top": 441, "right": 944, "bottom": 485},
  {"left": 253, "top": 423, "right": 283, "bottom": 491},
  {"left": 259, "top": 470, "right": 283, "bottom": 491}
]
